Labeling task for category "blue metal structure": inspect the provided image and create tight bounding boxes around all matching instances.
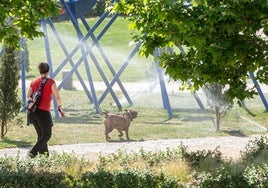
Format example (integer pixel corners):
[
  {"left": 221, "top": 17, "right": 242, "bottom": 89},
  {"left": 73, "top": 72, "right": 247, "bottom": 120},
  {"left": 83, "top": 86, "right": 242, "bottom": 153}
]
[
  {"left": 19, "top": 0, "right": 267, "bottom": 118},
  {"left": 153, "top": 48, "right": 173, "bottom": 117},
  {"left": 20, "top": 38, "right": 27, "bottom": 107},
  {"left": 41, "top": 0, "right": 127, "bottom": 115},
  {"left": 249, "top": 72, "right": 268, "bottom": 111},
  {"left": 38, "top": 0, "right": 176, "bottom": 118}
]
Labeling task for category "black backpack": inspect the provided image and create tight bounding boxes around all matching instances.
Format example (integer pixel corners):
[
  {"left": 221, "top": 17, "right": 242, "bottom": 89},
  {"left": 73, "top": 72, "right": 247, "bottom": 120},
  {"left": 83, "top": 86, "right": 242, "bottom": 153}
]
[{"left": 26, "top": 78, "right": 48, "bottom": 113}]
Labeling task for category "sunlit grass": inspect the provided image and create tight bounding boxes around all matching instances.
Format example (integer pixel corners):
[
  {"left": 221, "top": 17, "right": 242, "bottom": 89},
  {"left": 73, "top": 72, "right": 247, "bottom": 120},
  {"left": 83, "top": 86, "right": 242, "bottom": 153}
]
[{"left": 1, "top": 92, "right": 267, "bottom": 149}]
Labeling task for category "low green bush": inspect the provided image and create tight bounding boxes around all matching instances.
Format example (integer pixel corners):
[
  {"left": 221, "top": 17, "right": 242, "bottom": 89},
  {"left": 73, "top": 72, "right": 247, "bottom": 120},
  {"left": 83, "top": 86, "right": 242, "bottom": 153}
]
[
  {"left": 181, "top": 146, "right": 223, "bottom": 168},
  {"left": 187, "top": 163, "right": 268, "bottom": 188},
  {"left": 241, "top": 135, "right": 268, "bottom": 163},
  {"left": 188, "top": 166, "right": 248, "bottom": 188},
  {"left": 81, "top": 169, "right": 180, "bottom": 188},
  {"left": 0, "top": 167, "right": 181, "bottom": 188},
  {"left": 0, "top": 154, "right": 181, "bottom": 188},
  {"left": 0, "top": 171, "right": 74, "bottom": 188},
  {"left": 187, "top": 134, "right": 268, "bottom": 187},
  {"left": 1, "top": 135, "right": 268, "bottom": 187},
  {"left": 243, "top": 163, "right": 268, "bottom": 187}
]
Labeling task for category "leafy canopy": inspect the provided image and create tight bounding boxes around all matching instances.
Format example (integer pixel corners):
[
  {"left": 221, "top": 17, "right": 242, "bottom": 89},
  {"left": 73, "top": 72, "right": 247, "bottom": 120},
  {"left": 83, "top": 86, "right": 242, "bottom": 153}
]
[
  {"left": 113, "top": 0, "right": 268, "bottom": 103},
  {"left": 0, "top": 0, "right": 59, "bottom": 47}
]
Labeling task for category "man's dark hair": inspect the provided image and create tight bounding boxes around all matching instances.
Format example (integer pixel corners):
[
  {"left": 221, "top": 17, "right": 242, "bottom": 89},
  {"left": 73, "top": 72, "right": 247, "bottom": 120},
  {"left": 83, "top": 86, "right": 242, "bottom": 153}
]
[{"left": 38, "top": 62, "right": 49, "bottom": 74}]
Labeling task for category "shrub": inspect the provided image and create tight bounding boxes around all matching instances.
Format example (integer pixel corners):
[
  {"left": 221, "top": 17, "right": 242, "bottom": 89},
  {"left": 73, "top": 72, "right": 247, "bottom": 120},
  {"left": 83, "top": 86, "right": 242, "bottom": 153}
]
[
  {"left": 240, "top": 135, "right": 268, "bottom": 163},
  {"left": 187, "top": 134, "right": 268, "bottom": 188},
  {"left": 243, "top": 163, "right": 268, "bottom": 187},
  {"left": 0, "top": 171, "right": 74, "bottom": 188},
  {"left": 2, "top": 138, "right": 268, "bottom": 187},
  {"left": 81, "top": 168, "right": 114, "bottom": 188},
  {"left": 0, "top": 45, "right": 21, "bottom": 138},
  {"left": 181, "top": 146, "right": 223, "bottom": 168},
  {"left": 189, "top": 163, "right": 268, "bottom": 187},
  {"left": 81, "top": 168, "right": 180, "bottom": 188},
  {"left": 188, "top": 166, "right": 248, "bottom": 188}
]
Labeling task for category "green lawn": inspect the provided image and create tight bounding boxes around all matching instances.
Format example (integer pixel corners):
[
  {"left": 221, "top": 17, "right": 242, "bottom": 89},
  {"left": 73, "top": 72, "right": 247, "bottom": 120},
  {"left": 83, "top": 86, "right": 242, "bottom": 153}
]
[
  {"left": 0, "top": 16, "right": 267, "bottom": 149},
  {"left": 2, "top": 89, "right": 267, "bottom": 149}
]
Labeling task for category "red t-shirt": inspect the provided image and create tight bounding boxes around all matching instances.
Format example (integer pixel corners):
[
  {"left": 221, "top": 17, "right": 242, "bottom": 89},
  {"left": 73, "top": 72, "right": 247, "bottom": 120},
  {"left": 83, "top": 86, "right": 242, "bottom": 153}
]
[{"left": 30, "top": 77, "right": 55, "bottom": 112}]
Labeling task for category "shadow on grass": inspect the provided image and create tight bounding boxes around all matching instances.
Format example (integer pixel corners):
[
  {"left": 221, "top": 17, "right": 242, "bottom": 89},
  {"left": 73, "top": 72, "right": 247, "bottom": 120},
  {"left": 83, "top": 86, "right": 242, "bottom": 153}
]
[
  {"left": 55, "top": 108, "right": 212, "bottom": 125},
  {"left": 140, "top": 119, "right": 183, "bottom": 125},
  {"left": 222, "top": 130, "right": 248, "bottom": 137},
  {"left": 1, "top": 137, "right": 32, "bottom": 148},
  {"left": 140, "top": 116, "right": 177, "bottom": 124},
  {"left": 107, "top": 139, "right": 145, "bottom": 143},
  {"left": 172, "top": 108, "right": 213, "bottom": 122},
  {"left": 141, "top": 108, "right": 212, "bottom": 124},
  {"left": 180, "top": 115, "right": 213, "bottom": 122},
  {"left": 54, "top": 109, "right": 102, "bottom": 124}
]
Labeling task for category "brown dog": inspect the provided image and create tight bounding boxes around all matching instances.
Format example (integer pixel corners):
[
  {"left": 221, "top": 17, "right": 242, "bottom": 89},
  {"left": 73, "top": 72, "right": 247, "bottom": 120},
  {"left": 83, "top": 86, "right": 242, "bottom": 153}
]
[{"left": 98, "top": 106, "right": 138, "bottom": 141}]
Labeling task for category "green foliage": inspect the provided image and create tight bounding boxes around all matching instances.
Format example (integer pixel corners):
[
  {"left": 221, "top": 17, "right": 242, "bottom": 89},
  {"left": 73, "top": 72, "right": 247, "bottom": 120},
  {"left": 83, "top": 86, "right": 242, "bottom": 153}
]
[
  {"left": 0, "top": 0, "right": 59, "bottom": 47},
  {"left": 1, "top": 136, "right": 268, "bottom": 187},
  {"left": 113, "top": 0, "right": 268, "bottom": 104},
  {"left": 0, "top": 153, "right": 180, "bottom": 188},
  {"left": 0, "top": 153, "right": 87, "bottom": 187},
  {"left": 0, "top": 46, "right": 21, "bottom": 138},
  {"left": 188, "top": 166, "right": 249, "bottom": 188},
  {"left": 243, "top": 164, "right": 268, "bottom": 187},
  {"left": 81, "top": 169, "right": 179, "bottom": 188},
  {"left": 241, "top": 135, "right": 268, "bottom": 163},
  {"left": 188, "top": 163, "right": 268, "bottom": 187},
  {"left": 0, "top": 171, "right": 73, "bottom": 188},
  {"left": 182, "top": 146, "right": 223, "bottom": 168},
  {"left": 188, "top": 135, "right": 268, "bottom": 187},
  {"left": 98, "top": 147, "right": 187, "bottom": 170}
]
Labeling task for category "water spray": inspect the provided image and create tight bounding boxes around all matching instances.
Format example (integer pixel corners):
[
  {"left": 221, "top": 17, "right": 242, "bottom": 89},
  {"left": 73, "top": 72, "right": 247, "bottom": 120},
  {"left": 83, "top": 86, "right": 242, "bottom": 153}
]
[{"left": 239, "top": 115, "right": 267, "bottom": 131}]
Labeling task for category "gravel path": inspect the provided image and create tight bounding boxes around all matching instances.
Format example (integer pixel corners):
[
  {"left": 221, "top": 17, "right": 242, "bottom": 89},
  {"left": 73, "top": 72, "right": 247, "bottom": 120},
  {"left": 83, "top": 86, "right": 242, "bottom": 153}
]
[{"left": 0, "top": 135, "right": 263, "bottom": 161}]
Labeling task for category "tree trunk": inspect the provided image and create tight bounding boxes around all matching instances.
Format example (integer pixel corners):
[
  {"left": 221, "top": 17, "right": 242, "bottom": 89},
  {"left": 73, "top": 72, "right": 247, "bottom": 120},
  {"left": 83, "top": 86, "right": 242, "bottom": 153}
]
[{"left": 0, "top": 120, "right": 8, "bottom": 139}]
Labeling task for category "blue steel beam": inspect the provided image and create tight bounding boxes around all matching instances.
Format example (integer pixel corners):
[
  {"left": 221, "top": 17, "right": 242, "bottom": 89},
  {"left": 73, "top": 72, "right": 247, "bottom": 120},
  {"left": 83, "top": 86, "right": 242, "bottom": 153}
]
[
  {"left": 80, "top": 15, "right": 133, "bottom": 106},
  {"left": 41, "top": 19, "right": 59, "bottom": 118},
  {"left": 20, "top": 38, "right": 27, "bottom": 106},
  {"left": 52, "top": 12, "right": 112, "bottom": 78},
  {"left": 64, "top": 0, "right": 99, "bottom": 110},
  {"left": 59, "top": 0, "right": 124, "bottom": 110},
  {"left": 153, "top": 48, "right": 173, "bottom": 118},
  {"left": 98, "top": 41, "right": 142, "bottom": 104},
  {"left": 249, "top": 72, "right": 268, "bottom": 111},
  {"left": 46, "top": 19, "right": 93, "bottom": 102}
]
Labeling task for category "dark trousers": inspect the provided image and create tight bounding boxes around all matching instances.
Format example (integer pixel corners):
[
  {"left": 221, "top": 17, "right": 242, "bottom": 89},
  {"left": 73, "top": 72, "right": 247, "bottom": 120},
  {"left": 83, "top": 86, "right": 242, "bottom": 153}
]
[{"left": 29, "top": 109, "right": 53, "bottom": 157}]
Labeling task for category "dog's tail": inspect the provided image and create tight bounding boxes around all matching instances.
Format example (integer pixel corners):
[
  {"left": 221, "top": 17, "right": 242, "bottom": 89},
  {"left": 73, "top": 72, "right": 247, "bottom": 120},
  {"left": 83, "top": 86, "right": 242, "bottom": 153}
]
[{"left": 97, "top": 105, "right": 108, "bottom": 117}]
